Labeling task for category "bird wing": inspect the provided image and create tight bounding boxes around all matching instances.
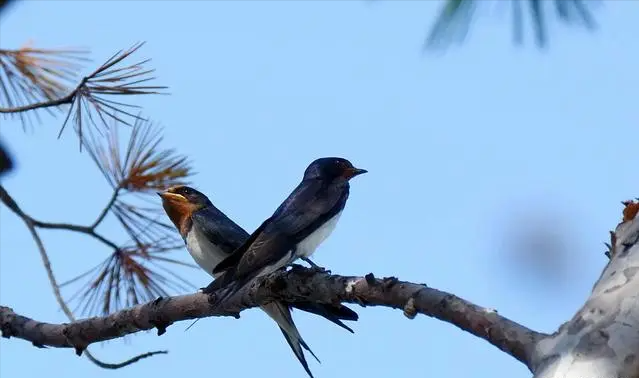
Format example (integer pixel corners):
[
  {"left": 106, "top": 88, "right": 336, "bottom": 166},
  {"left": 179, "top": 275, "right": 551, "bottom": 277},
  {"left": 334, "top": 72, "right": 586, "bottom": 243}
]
[
  {"left": 211, "top": 215, "right": 273, "bottom": 275},
  {"left": 217, "top": 180, "right": 331, "bottom": 281},
  {"left": 191, "top": 207, "right": 249, "bottom": 254}
]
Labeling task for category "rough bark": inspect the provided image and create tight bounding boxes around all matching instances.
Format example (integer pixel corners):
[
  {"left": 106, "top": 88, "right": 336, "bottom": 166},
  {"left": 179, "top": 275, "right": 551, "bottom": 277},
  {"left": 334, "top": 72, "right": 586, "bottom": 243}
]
[
  {"left": 531, "top": 210, "right": 639, "bottom": 378},
  {"left": 0, "top": 267, "right": 544, "bottom": 369}
]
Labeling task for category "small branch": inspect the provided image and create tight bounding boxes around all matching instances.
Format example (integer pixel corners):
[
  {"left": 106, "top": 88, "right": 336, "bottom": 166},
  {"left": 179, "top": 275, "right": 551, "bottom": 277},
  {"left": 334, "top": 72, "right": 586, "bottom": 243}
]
[
  {"left": 30, "top": 219, "right": 119, "bottom": 250},
  {"left": 0, "top": 86, "right": 78, "bottom": 113},
  {"left": 0, "top": 184, "right": 166, "bottom": 368},
  {"left": 84, "top": 349, "right": 168, "bottom": 369},
  {"left": 0, "top": 43, "right": 166, "bottom": 145},
  {"left": 91, "top": 187, "right": 120, "bottom": 229},
  {"left": 0, "top": 268, "right": 546, "bottom": 369},
  {"left": 0, "top": 184, "right": 119, "bottom": 250}
]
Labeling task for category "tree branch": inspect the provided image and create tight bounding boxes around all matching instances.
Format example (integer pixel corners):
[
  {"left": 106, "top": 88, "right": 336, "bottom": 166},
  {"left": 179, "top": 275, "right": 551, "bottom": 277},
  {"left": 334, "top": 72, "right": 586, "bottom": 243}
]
[
  {"left": 0, "top": 83, "right": 79, "bottom": 113},
  {"left": 91, "top": 187, "right": 120, "bottom": 229},
  {"left": 0, "top": 184, "right": 120, "bottom": 250},
  {"left": 30, "top": 219, "right": 119, "bottom": 250},
  {"left": 0, "top": 267, "right": 546, "bottom": 369},
  {"left": 531, "top": 207, "right": 639, "bottom": 378}
]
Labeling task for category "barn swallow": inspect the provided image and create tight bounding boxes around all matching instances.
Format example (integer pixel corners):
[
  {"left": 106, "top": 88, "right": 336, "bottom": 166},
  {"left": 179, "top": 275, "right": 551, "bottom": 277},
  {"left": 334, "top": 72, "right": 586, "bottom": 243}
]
[
  {"left": 206, "top": 157, "right": 366, "bottom": 299},
  {"left": 159, "top": 185, "right": 358, "bottom": 378}
]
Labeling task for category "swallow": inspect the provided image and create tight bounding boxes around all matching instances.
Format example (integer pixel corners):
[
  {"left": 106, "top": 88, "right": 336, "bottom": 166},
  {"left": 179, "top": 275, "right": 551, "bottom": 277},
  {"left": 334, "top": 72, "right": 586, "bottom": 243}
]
[
  {"left": 206, "top": 157, "right": 367, "bottom": 300},
  {"left": 159, "top": 185, "right": 358, "bottom": 378}
]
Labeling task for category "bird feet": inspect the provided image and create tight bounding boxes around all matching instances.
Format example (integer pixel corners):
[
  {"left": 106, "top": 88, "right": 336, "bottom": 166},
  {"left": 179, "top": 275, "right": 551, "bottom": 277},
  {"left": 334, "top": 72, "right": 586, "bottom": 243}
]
[
  {"left": 199, "top": 280, "right": 217, "bottom": 295},
  {"left": 301, "top": 257, "right": 331, "bottom": 274}
]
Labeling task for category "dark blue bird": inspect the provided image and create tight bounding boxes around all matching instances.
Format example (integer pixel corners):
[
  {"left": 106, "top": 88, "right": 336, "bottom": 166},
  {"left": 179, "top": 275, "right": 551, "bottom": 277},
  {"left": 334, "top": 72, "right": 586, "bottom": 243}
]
[
  {"left": 206, "top": 157, "right": 367, "bottom": 301},
  {"left": 159, "top": 185, "right": 358, "bottom": 378}
]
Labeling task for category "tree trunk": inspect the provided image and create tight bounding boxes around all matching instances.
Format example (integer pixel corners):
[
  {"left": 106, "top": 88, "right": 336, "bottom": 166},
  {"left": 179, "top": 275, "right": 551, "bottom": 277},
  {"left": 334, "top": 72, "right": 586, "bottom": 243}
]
[{"left": 531, "top": 208, "right": 639, "bottom": 378}]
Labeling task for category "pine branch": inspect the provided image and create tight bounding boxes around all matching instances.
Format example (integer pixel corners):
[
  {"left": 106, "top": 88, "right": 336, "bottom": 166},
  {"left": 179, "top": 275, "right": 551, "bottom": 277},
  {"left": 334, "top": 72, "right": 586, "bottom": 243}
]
[
  {"left": 426, "top": 0, "right": 598, "bottom": 49},
  {"left": 0, "top": 185, "right": 167, "bottom": 368},
  {"left": 0, "top": 42, "right": 166, "bottom": 148}
]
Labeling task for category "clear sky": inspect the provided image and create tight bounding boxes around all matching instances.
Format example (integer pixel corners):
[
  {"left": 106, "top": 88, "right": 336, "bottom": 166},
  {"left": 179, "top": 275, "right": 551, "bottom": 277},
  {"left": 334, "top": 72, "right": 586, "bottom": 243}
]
[{"left": 0, "top": 1, "right": 637, "bottom": 378}]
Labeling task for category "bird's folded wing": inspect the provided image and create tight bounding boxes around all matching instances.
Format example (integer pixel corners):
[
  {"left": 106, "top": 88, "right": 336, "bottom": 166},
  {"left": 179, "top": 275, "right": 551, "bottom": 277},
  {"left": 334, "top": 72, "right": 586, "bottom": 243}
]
[
  {"left": 212, "top": 216, "right": 273, "bottom": 274},
  {"left": 192, "top": 208, "right": 249, "bottom": 254}
]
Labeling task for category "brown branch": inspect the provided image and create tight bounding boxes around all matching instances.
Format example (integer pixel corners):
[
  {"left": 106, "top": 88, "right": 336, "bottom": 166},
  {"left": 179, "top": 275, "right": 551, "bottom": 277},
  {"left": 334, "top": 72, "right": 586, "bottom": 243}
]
[
  {"left": 0, "top": 85, "right": 78, "bottom": 113},
  {"left": 91, "top": 187, "right": 120, "bottom": 229},
  {"left": 0, "top": 185, "right": 166, "bottom": 368},
  {"left": 0, "top": 185, "right": 120, "bottom": 250},
  {"left": 0, "top": 43, "right": 166, "bottom": 146},
  {"left": 30, "top": 219, "right": 119, "bottom": 250},
  {"left": 0, "top": 268, "right": 546, "bottom": 370}
]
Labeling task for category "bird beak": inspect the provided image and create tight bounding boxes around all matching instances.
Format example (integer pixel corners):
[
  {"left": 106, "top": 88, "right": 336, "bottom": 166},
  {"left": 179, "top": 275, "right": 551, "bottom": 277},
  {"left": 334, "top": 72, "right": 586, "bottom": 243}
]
[
  {"left": 343, "top": 167, "right": 368, "bottom": 179},
  {"left": 157, "top": 191, "right": 187, "bottom": 202}
]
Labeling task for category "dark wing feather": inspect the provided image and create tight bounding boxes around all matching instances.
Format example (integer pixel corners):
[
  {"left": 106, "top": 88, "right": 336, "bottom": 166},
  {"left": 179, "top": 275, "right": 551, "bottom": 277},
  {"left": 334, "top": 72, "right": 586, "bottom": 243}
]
[
  {"left": 211, "top": 180, "right": 345, "bottom": 290},
  {"left": 220, "top": 180, "right": 333, "bottom": 281},
  {"left": 191, "top": 207, "right": 249, "bottom": 254},
  {"left": 216, "top": 231, "right": 293, "bottom": 289},
  {"left": 211, "top": 216, "right": 273, "bottom": 275},
  {"left": 290, "top": 302, "right": 358, "bottom": 333}
]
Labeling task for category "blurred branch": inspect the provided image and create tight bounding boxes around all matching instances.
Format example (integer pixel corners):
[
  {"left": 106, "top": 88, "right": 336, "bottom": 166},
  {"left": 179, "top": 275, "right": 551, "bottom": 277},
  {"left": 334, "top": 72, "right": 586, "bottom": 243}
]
[
  {"left": 426, "top": 0, "right": 598, "bottom": 49},
  {"left": 0, "top": 139, "right": 13, "bottom": 177},
  {"left": 0, "top": 0, "right": 16, "bottom": 16},
  {"left": 0, "top": 267, "right": 546, "bottom": 369},
  {"left": 0, "top": 185, "right": 167, "bottom": 368},
  {"left": 0, "top": 42, "right": 167, "bottom": 148}
]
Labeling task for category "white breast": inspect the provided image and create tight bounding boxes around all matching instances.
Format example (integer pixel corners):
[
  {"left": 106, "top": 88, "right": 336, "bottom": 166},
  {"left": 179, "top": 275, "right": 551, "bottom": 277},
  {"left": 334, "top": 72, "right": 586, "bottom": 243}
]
[
  {"left": 295, "top": 210, "right": 343, "bottom": 259},
  {"left": 185, "top": 226, "right": 228, "bottom": 278}
]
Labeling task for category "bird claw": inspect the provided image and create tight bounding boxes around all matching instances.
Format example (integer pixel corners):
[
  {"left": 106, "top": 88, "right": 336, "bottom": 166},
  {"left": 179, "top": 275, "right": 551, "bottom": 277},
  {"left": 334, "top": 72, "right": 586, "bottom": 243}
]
[
  {"left": 308, "top": 265, "right": 331, "bottom": 274},
  {"left": 200, "top": 281, "right": 217, "bottom": 295},
  {"left": 300, "top": 257, "right": 329, "bottom": 273},
  {"left": 289, "top": 263, "right": 306, "bottom": 271}
]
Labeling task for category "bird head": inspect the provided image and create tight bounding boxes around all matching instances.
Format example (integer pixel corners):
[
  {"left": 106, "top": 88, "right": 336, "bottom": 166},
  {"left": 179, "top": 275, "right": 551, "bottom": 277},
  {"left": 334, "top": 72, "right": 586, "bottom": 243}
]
[
  {"left": 158, "top": 185, "right": 212, "bottom": 237},
  {"left": 303, "top": 157, "right": 367, "bottom": 183}
]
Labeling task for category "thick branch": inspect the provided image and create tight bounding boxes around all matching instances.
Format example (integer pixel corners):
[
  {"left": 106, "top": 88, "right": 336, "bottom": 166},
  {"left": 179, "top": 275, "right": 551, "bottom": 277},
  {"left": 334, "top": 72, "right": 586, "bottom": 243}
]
[
  {"left": 532, "top": 208, "right": 639, "bottom": 378},
  {"left": 0, "top": 268, "right": 545, "bottom": 369}
]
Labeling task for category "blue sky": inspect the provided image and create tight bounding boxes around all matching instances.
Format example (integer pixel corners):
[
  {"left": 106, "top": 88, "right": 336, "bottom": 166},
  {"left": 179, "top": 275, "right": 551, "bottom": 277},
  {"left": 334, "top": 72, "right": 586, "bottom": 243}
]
[{"left": 0, "top": 1, "right": 637, "bottom": 378}]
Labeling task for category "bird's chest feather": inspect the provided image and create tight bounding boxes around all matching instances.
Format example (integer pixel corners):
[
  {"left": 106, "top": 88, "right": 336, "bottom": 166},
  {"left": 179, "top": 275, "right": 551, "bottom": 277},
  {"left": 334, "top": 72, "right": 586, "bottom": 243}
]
[
  {"left": 295, "top": 210, "right": 343, "bottom": 258},
  {"left": 185, "top": 227, "right": 227, "bottom": 277}
]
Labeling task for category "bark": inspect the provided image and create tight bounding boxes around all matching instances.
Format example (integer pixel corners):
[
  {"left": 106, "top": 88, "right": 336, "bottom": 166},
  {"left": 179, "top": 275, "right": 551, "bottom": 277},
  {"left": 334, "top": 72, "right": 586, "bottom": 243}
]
[
  {"left": 0, "top": 267, "right": 544, "bottom": 369},
  {"left": 531, "top": 210, "right": 639, "bottom": 378}
]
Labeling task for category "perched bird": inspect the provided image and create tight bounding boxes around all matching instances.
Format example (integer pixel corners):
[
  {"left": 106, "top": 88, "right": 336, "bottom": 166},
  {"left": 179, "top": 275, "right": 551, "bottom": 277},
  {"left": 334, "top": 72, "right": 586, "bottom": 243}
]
[
  {"left": 159, "top": 185, "right": 358, "bottom": 378},
  {"left": 207, "top": 157, "right": 367, "bottom": 299}
]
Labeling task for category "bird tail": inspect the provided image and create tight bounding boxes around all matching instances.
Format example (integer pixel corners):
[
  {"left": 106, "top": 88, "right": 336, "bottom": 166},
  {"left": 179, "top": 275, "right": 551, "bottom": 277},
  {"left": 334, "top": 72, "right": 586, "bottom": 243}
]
[
  {"left": 289, "top": 302, "right": 359, "bottom": 333},
  {"left": 261, "top": 301, "right": 319, "bottom": 378}
]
